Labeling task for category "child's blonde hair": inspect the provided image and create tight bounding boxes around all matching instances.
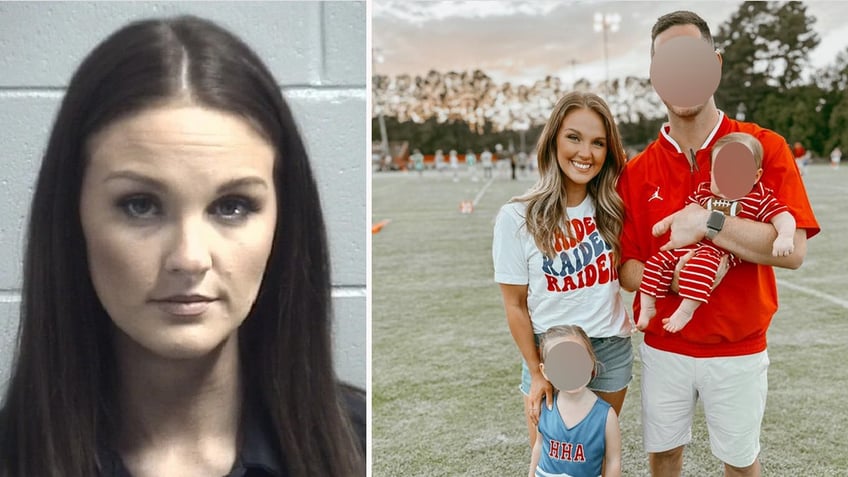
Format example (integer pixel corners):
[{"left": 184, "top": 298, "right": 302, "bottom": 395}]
[
  {"left": 712, "top": 132, "right": 764, "bottom": 168},
  {"left": 539, "top": 325, "right": 602, "bottom": 378}
]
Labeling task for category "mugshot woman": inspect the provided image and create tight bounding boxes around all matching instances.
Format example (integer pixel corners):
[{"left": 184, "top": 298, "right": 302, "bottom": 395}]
[
  {"left": 0, "top": 15, "right": 364, "bottom": 477},
  {"left": 493, "top": 91, "right": 633, "bottom": 449}
]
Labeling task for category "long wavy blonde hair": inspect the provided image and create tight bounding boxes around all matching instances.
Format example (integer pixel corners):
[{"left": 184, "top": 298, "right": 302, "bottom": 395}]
[{"left": 512, "top": 91, "right": 626, "bottom": 263}]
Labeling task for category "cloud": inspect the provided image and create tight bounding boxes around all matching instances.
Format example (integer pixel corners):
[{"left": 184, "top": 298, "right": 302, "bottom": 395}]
[
  {"left": 374, "top": 0, "right": 565, "bottom": 24},
  {"left": 373, "top": 1, "right": 848, "bottom": 86}
]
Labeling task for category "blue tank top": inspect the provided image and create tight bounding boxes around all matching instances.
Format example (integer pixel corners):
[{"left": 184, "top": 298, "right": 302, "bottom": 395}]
[{"left": 535, "top": 394, "right": 610, "bottom": 477}]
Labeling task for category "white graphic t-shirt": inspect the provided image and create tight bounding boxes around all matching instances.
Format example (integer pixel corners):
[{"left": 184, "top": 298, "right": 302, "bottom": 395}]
[{"left": 493, "top": 198, "right": 630, "bottom": 337}]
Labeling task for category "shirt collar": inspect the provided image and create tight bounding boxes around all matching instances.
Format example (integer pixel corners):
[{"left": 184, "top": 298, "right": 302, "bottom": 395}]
[
  {"left": 97, "top": 405, "right": 283, "bottom": 477},
  {"left": 237, "top": 403, "right": 284, "bottom": 476},
  {"left": 660, "top": 109, "right": 726, "bottom": 153}
]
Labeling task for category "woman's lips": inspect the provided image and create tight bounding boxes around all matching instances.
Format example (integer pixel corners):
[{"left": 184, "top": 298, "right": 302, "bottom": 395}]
[{"left": 152, "top": 296, "right": 217, "bottom": 316}]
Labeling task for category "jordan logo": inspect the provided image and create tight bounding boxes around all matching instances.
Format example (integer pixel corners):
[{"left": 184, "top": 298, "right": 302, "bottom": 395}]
[{"left": 649, "top": 186, "right": 663, "bottom": 202}]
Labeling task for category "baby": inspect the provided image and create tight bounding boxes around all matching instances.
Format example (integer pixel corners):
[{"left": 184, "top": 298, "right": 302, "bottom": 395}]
[{"left": 637, "top": 132, "right": 796, "bottom": 333}]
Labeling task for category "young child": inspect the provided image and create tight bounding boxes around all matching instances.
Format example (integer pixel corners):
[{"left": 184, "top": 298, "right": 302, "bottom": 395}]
[
  {"left": 529, "top": 325, "right": 621, "bottom": 477},
  {"left": 637, "top": 132, "right": 797, "bottom": 333}
]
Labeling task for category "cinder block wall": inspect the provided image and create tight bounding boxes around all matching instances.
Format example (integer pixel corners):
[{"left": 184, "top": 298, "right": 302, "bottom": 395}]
[{"left": 0, "top": 2, "right": 366, "bottom": 389}]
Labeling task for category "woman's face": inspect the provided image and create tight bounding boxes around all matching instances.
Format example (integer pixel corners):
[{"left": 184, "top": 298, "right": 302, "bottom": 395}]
[
  {"left": 555, "top": 107, "right": 608, "bottom": 191},
  {"left": 80, "top": 104, "right": 277, "bottom": 360}
]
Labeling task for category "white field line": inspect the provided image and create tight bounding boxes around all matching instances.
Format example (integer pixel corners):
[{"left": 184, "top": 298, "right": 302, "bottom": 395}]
[
  {"left": 472, "top": 176, "right": 496, "bottom": 207},
  {"left": 776, "top": 279, "right": 848, "bottom": 309}
]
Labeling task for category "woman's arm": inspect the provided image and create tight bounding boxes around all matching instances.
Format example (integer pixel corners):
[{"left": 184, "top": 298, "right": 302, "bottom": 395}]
[
  {"left": 603, "top": 407, "right": 622, "bottom": 477},
  {"left": 619, "top": 259, "right": 644, "bottom": 293},
  {"left": 499, "top": 284, "right": 552, "bottom": 424}
]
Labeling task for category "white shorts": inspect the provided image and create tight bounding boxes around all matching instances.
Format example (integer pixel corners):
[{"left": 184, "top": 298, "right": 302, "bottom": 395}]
[{"left": 640, "top": 342, "right": 769, "bottom": 467}]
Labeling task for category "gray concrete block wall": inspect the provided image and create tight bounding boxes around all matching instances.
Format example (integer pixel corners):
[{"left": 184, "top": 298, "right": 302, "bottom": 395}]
[{"left": 0, "top": 2, "right": 366, "bottom": 389}]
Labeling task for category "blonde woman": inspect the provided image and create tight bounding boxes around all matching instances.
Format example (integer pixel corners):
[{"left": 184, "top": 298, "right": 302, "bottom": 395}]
[{"left": 493, "top": 91, "right": 632, "bottom": 448}]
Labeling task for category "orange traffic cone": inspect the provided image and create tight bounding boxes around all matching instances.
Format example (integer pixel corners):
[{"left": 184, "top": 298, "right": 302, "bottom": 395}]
[{"left": 372, "top": 219, "right": 391, "bottom": 234}]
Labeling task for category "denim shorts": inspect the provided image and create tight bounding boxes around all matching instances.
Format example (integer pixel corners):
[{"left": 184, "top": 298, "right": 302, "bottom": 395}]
[{"left": 520, "top": 335, "right": 633, "bottom": 394}]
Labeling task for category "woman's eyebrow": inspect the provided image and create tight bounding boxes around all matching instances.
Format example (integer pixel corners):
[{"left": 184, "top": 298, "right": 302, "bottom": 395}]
[
  {"left": 216, "top": 176, "right": 269, "bottom": 193},
  {"left": 103, "top": 171, "right": 269, "bottom": 193},
  {"left": 563, "top": 128, "right": 606, "bottom": 141},
  {"left": 103, "top": 170, "right": 165, "bottom": 191}
]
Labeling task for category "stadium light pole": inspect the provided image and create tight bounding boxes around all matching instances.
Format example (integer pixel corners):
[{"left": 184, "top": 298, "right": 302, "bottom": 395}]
[
  {"left": 593, "top": 12, "right": 621, "bottom": 94},
  {"left": 372, "top": 47, "right": 390, "bottom": 167},
  {"left": 570, "top": 58, "right": 578, "bottom": 86}
]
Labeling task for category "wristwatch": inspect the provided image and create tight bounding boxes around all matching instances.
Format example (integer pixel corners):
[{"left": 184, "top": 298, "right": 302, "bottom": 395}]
[{"left": 705, "top": 210, "right": 725, "bottom": 240}]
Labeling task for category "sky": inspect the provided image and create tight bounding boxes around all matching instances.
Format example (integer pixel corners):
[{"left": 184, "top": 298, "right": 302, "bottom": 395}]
[{"left": 372, "top": 0, "right": 848, "bottom": 86}]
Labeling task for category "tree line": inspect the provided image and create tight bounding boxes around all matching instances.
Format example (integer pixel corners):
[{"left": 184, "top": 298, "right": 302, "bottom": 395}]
[{"left": 374, "top": 1, "right": 847, "bottom": 158}]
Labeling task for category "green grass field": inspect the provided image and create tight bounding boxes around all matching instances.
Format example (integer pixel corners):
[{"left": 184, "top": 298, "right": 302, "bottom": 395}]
[{"left": 372, "top": 163, "right": 847, "bottom": 476}]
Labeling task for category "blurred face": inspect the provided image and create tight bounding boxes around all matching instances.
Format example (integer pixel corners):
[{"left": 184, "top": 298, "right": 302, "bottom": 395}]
[
  {"left": 653, "top": 24, "right": 713, "bottom": 118},
  {"left": 540, "top": 335, "right": 594, "bottom": 393},
  {"left": 80, "top": 104, "right": 277, "bottom": 360},
  {"left": 709, "top": 143, "right": 764, "bottom": 198},
  {"left": 556, "top": 108, "right": 608, "bottom": 197}
]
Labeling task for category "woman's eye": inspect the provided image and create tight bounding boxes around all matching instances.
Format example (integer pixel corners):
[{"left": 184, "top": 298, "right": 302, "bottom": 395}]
[
  {"left": 567, "top": 134, "right": 580, "bottom": 142},
  {"left": 212, "top": 197, "right": 259, "bottom": 221},
  {"left": 118, "top": 196, "right": 159, "bottom": 219}
]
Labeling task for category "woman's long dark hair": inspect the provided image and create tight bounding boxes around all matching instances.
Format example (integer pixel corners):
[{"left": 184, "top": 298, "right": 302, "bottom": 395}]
[{"left": 0, "top": 15, "right": 363, "bottom": 476}]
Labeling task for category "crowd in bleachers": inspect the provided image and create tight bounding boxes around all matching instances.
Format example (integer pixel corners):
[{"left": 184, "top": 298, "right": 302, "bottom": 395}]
[{"left": 372, "top": 70, "right": 666, "bottom": 133}]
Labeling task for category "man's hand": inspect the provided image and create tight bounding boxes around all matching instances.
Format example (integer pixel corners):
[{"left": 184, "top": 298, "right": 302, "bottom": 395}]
[
  {"left": 711, "top": 254, "right": 730, "bottom": 291},
  {"left": 653, "top": 203, "right": 711, "bottom": 252},
  {"left": 669, "top": 249, "right": 696, "bottom": 293}
]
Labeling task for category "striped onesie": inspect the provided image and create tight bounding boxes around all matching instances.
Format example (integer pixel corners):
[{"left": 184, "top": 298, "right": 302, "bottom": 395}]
[{"left": 640, "top": 181, "right": 789, "bottom": 303}]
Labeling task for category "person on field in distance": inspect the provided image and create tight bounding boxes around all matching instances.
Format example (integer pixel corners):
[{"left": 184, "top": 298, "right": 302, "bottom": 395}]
[
  {"left": 481, "top": 147, "right": 494, "bottom": 178},
  {"left": 617, "top": 10, "right": 819, "bottom": 477},
  {"left": 829, "top": 145, "right": 841, "bottom": 170}
]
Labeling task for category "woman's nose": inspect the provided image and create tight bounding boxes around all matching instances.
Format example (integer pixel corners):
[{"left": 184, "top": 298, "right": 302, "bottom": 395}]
[
  {"left": 163, "top": 217, "right": 212, "bottom": 275},
  {"left": 577, "top": 141, "right": 592, "bottom": 158}
]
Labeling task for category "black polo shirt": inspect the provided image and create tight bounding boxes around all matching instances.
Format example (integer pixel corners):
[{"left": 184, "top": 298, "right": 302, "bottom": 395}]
[{"left": 98, "top": 389, "right": 366, "bottom": 476}]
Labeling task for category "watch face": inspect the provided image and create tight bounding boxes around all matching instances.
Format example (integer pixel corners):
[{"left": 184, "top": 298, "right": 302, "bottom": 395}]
[
  {"left": 707, "top": 210, "right": 726, "bottom": 228},
  {"left": 706, "top": 211, "right": 725, "bottom": 238}
]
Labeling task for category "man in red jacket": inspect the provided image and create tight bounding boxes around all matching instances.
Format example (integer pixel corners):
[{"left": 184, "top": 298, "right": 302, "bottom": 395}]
[
  {"left": 792, "top": 140, "right": 810, "bottom": 175},
  {"left": 617, "top": 10, "right": 819, "bottom": 477}
]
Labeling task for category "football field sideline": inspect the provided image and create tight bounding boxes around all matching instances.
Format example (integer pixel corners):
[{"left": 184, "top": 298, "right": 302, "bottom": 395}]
[{"left": 372, "top": 164, "right": 847, "bottom": 476}]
